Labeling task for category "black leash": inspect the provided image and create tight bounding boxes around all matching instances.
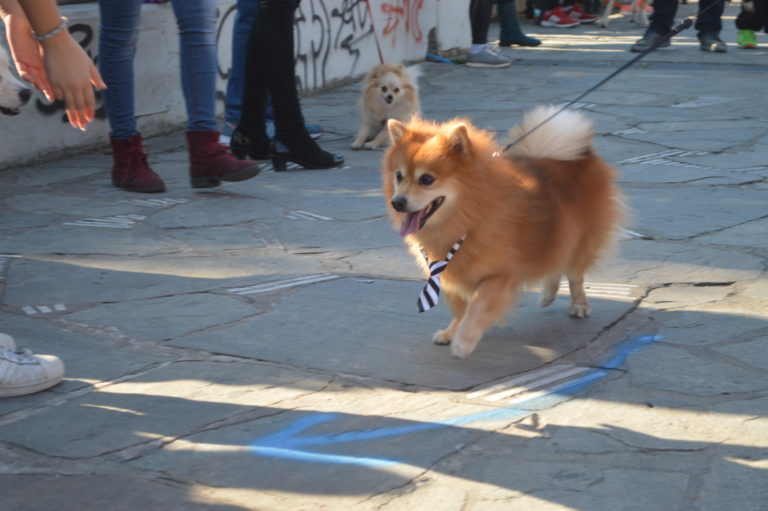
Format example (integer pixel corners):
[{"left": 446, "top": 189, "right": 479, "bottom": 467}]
[{"left": 503, "top": 11, "right": 706, "bottom": 152}]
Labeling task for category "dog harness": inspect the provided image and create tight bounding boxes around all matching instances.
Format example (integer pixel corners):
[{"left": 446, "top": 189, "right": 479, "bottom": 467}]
[{"left": 418, "top": 236, "right": 465, "bottom": 313}]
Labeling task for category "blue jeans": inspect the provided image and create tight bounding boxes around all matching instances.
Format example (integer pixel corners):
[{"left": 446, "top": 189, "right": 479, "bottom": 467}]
[
  {"left": 647, "top": 0, "right": 724, "bottom": 36},
  {"left": 224, "top": 0, "right": 259, "bottom": 126},
  {"left": 98, "top": 0, "right": 218, "bottom": 140}
]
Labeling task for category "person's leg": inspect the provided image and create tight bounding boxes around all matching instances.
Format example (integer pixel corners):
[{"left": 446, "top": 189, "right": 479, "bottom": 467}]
[
  {"left": 498, "top": 0, "right": 541, "bottom": 46},
  {"left": 98, "top": 0, "right": 165, "bottom": 192},
  {"left": 224, "top": 0, "right": 259, "bottom": 127},
  {"left": 467, "top": 0, "right": 512, "bottom": 67},
  {"left": 253, "top": 0, "right": 343, "bottom": 169},
  {"left": 760, "top": 0, "right": 768, "bottom": 32},
  {"left": 645, "top": 0, "right": 677, "bottom": 36},
  {"left": 470, "top": 0, "right": 494, "bottom": 46},
  {"left": 629, "top": 0, "right": 676, "bottom": 52},
  {"left": 696, "top": 0, "right": 726, "bottom": 51},
  {"left": 170, "top": 0, "right": 218, "bottom": 132},
  {"left": 695, "top": 0, "right": 724, "bottom": 34},
  {"left": 736, "top": 0, "right": 760, "bottom": 48},
  {"left": 171, "top": 0, "right": 262, "bottom": 187},
  {"left": 231, "top": 0, "right": 271, "bottom": 160},
  {"left": 98, "top": 0, "right": 141, "bottom": 139}
]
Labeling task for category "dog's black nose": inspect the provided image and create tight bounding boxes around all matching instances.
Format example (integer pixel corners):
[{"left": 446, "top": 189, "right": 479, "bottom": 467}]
[
  {"left": 19, "top": 88, "right": 32, "bottom": 104},
  {"left": 385, "top": 95, "right": 393, "bottom": 104},
  {"left": 391, "top": 196, "right": 408, "bottom": 212}
]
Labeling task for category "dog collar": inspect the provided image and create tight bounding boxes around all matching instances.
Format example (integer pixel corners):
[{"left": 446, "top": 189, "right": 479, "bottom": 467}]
[{"left": 417, "top": 236, "right": 465, "bottom": 313}]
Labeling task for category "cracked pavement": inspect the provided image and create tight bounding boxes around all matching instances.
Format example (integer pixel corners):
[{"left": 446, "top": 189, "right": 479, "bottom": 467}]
[{"left": 1, "top": 6, "right": 767, "bottom": 510}]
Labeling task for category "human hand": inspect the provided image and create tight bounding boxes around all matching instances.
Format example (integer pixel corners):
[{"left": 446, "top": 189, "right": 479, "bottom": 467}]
[
  {"left": 40, "top": 30, "right": 107, "bottom": 130},
  {"left": 4, "top": 11, "right": 53, "bottom": 100}
]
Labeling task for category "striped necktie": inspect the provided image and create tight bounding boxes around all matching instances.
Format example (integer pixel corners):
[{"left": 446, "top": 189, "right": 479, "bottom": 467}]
[{"left": 418, "top": 236, "right": 465, "bottom": 313}]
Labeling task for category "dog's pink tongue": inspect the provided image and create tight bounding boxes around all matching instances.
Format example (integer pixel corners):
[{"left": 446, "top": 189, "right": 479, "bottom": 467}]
[{"left": 399, "top": 210, "right": 424, "bottom": 237}]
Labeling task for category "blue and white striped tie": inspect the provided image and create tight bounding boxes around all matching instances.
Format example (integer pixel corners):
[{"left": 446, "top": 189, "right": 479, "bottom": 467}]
[{"left": 418, "top": 237, "right": 465, "bottom": 313}]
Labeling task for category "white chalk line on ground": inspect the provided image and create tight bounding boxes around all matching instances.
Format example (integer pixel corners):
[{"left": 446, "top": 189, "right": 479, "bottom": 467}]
[
  {"left": 227, "top": 273, "right": 341, "bottom": 295},
  {"left": 63, "top": 214, "right": 146, "bottom": 229},
  {"left": 22, "top": 304, "right": 67, "bottom": 315}
]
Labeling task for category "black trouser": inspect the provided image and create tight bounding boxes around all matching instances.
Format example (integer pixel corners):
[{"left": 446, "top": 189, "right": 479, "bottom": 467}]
[
  {"left": 470, "top": 0, "right": 494, "bottom": 44},
  {"left": 736, "top": 0, "right": 768, "bottom": 31},
  {"left": 240, "top": 0, "right": 307, "bottom": 143}
]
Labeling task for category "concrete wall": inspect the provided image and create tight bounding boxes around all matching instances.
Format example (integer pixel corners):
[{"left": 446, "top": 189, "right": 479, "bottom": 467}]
[{"left": 0, "top": 0, "right": 469, "bottom": 169}]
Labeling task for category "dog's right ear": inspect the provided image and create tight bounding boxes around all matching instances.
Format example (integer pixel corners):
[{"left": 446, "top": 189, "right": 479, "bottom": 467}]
[
  {"left": 387, "top": 119, "right": 408, "bottom": 143},
  {"left": 446, "top": 124, "right": 470, "bottom": 155}
]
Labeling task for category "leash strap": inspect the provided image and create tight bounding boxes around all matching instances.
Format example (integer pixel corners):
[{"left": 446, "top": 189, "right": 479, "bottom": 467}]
[
  {"left": 364, "top": 0, "right": 386, "bottom": 64},
  {"left": 418, "top": 237, "right": 465, "bottom": 313},
  {"left": 504, "top": 16, "right": 696, "bottom": 152}
]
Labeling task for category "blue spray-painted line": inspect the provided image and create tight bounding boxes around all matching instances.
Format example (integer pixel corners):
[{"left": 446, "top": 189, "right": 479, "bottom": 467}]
[{"left": 250, "top": 335, "right": 661, "bottom": 467}]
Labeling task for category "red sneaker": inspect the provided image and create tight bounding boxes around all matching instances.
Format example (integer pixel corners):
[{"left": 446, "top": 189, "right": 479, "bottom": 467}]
[
  {"left": 110, "top": 135, "right": 166, "bottom": 193},
  {"left": 186, "top": 130, "right": 262, "bottom": 188},
  {"left": 540, "top": 7, "right": 580, "bottom": 28},
  {"left": 562, "top": 4, "right": 599, "bottom": 24}
]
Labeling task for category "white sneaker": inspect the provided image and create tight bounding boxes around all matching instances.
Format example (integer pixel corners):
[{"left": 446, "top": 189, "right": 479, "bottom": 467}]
[
  {"left": 0, "top": 346, "right": 65, "bottom": 398},
  {"left": 465, "top": 47, "right": 513, "bottom": 68}
]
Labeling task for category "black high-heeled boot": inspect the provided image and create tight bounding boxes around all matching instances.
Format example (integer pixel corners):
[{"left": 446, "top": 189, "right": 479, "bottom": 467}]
[
  {"left": 230, "top": 126, "right": 271, "bottom": 161},
  {"left": 271, "top": 136, "right": 344, "bottom": 171},
  {"left": 247, "top": 1, "right": 344, "bottom": 171}
]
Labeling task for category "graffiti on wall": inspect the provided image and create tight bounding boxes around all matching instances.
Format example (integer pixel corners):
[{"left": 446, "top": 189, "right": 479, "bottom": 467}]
[
  {"left": 381, "top": 0, "right": 425, "bottom": 47},
  {"left": 215, "top": 0, "right": 426, "bottom": 100}
]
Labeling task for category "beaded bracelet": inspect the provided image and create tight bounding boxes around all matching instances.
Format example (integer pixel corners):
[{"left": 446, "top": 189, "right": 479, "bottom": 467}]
[{"left": 32, "top": 16, "right": 69, "bottom": 41}]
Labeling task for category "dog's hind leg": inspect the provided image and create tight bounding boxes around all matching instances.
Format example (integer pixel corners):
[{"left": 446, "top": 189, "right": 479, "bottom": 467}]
[
  {"left": 433, "top": 292, "right": 467, "bottom": 345},
  {"left": 539, "top": 274, "right": 562, "bottom": 307},
  {"left": 451, "top": 277, "right": 516, "bottom": 359},
  {"left": 566, "top": 271, "right": 590, "bottom": 318}
]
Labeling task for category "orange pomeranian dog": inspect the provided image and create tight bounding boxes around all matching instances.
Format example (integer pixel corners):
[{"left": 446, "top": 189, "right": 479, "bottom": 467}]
[
  {"left": 382, "top": 106, "right": 625, "bottom": 358},
  {"left": 351, "top": 62, "right": 420, "bottom": 150}
]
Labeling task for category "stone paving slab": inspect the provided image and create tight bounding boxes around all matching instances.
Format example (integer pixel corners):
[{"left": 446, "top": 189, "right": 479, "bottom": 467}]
[
  {"left": 1, "top": 359, "right": 331, "bottom": 458},
  {"left": 169, "top": 278, "right": 639, "bottom": 389}
]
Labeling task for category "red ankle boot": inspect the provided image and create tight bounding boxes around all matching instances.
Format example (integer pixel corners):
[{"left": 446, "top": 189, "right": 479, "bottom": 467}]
[
  {"left": 110, "top": 135, "right": 166, "bottom": 193},
  {"left": 186, "top": 130, "right": 262, "bottom": 188}
]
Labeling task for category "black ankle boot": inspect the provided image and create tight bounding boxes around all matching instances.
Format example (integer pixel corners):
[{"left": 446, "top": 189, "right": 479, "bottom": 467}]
[
  {"left": 498, "top": 0, "right": 542, "bottom": 47},
  {"left": 230, "top": 126, "right": 271, "bottom": 160},
  {"left": 271, "top": 137, "right": 344, "bottom": 171}
]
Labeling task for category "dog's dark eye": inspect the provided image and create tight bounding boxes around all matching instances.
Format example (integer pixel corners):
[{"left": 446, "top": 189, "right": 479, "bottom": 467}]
[
  {"left": 418, "top": 174, "right": 435, "bottom": 186},
  {"left": 394, "top": 87, "right": 400, "bottom": 93},
  {"left": 381, "top": 86, "right": 388, "bottom": 93},
  {"left": 395, "top": 170, "right": 403, "bottom": 183}
]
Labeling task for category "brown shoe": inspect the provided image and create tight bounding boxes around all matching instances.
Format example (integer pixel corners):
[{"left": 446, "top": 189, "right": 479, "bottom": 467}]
[
  {"left": 186, "top": 130, "right": 262, "bottom": 188},
  {"left": 110, "top": 134, "right": 166, "bottom": 193}
]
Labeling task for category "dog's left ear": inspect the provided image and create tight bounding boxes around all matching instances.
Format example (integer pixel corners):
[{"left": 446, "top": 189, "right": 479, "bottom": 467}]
[
  {"left": 387, "top": 119, "right": 408, "bottom": 143},
  {"left": 446, "top": 124, "right": 470, "bottom": 155}
]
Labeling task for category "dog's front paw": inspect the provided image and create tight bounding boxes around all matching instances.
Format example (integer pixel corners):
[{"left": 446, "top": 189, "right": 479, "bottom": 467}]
[
  {"left": 569, "top": 302, "right": 591, "bottom": 318},
  {"left": 450, "top": 338, "right": 477, "bottom": 359},
  {"left": 432, "top": 329, "right": 452, "bottom": 345},
  {"left": 350, "top": 141, "right": 363, "bottom": 150},
  {"left": 363, "top": 142, "right": 381, "bottom": 150}
]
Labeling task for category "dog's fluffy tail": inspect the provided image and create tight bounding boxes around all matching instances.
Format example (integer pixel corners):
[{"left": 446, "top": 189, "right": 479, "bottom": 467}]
[{"left": 505, "top": 105, "right": 594, "bottom": 161}]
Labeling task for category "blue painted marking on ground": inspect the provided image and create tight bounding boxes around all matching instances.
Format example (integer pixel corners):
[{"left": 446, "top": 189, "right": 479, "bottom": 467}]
[{"left": 250, "top": 335, "right": 661, "bottom": 467}]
